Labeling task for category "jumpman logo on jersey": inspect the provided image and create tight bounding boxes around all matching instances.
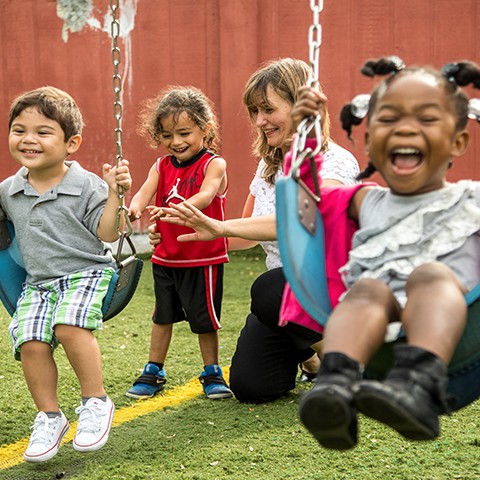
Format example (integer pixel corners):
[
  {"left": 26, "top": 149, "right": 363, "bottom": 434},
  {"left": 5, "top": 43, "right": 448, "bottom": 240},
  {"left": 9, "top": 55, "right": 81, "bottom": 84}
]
[{"left": 166, "top": 178, "right": 186, "bottom": 204}]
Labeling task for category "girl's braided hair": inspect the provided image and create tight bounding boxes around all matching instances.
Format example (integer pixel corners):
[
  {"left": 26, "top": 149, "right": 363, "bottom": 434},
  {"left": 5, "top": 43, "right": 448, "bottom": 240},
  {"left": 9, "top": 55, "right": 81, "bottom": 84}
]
[{"left": 339, "top": 56, "right": 480, "bottom": 180}]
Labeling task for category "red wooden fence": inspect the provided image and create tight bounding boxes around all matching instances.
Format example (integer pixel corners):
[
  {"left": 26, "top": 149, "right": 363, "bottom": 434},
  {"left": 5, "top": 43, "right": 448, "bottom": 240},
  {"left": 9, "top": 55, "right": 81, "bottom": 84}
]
[{"left": 1, "top": 0, "right": 478, "bottom": 228}]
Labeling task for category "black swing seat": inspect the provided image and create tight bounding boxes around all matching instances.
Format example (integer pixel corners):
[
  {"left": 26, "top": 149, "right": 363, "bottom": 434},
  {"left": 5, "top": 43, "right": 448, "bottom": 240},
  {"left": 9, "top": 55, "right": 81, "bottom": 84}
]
[
  {"left": 275, "top": 174, "right": 480, "bottom": 383},
  {"left": 102, "top": 233, "right": 143, "bottom": 321},
  {"left": 0, "top": 216, "right": 142, "bottom": 321},
  {"left": 367, "top": 283, "right": 480, "bottom": 379}
]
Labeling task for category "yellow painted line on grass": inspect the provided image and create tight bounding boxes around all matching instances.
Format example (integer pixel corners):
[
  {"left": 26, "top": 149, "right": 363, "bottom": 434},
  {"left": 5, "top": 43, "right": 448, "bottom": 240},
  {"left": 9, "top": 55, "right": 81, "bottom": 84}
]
[{"left": 0, "top": 367, "right": 229, "bottom": 471}]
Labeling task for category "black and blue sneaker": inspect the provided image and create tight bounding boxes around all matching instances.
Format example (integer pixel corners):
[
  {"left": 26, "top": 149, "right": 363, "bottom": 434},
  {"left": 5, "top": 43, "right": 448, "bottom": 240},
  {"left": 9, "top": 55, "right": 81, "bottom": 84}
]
[
  {"left": 126, "top": 363, "right": 167, "bottom": 399},
  {"left": 199, "top": 364, "right": 233, "bottom": 399}
]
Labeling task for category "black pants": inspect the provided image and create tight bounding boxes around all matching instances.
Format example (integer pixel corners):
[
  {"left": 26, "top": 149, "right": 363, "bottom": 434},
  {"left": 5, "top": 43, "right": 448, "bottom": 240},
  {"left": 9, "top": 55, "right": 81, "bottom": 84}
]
[{"left": 230, "top": 268, "right": 323, "bottom": 403}]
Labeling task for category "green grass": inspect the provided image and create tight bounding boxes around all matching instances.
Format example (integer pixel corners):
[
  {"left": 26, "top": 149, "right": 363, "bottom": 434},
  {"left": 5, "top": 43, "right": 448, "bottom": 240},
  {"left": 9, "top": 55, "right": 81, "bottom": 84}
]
[{"left": 1, "top": 247, "right": 480, "bottom": 479}]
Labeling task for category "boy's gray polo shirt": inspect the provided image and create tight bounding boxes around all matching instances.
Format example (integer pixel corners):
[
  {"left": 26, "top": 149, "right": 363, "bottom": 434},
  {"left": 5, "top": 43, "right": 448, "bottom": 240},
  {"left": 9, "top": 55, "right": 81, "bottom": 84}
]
[{"left": 0, "top": 161, "right": 115, "bottom": 285}]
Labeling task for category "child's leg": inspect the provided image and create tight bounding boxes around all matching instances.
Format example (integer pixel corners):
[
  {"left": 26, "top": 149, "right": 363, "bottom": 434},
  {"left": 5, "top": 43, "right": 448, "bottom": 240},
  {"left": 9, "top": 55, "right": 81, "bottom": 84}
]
[
  {"left": 198, "top": 331, "right": 232, "bottom": 399},
  {"left": 125, "top": 323, "right": 171, "bottom": 399},
  {"left": 20, "top": 340, "right": 70, "bottom": 463},
  {"left": 54, "top": 325, "right": 105, "bottom": 397},
  {"left": 126, "top": 263, "right": 184, "bottom": 399},
  {"left": 148, "top": 323, "right": 173, "bottom": 364},
  {"left": 355, "top": 262, "right": 466, "bottom": 440},
  {"left": 198, "top": 331, "right": 219, "bottom": 366},
  {"left": 20, "top": 340, "right": 59, "bottom": 412},
  {"left": 402, "top": 262, "right": 467, "bottom": 362},
  {"left": 55, "top": 324, "right": 115, "bottom": 453},
  {"left": 299, "top": 278, "right": 399, "bottom": 450},
  {"left": 322, "top": 278, "right": 399, "bottom": 363}
]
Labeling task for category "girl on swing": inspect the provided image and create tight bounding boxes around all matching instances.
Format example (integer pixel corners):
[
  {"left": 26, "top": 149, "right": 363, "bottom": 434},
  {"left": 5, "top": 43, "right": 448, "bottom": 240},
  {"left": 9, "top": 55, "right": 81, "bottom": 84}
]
[
  {"left": 295, "top": 57, "right": 480, "bottom": 450},
  {"left": 160, "top": 57, "right": 480, "bottom": 450}
]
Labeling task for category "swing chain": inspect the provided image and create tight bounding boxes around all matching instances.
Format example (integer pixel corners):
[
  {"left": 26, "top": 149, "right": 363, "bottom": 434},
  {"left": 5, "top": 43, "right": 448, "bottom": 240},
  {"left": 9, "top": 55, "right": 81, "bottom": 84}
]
[
  {"left": 290, "top": 0, "right": 323, "bottom": 187},
  {"left": 110, "top": 0, "right": 132, "bottom": 237},
  {"left": 307, "top": 0, "right": 323, "bottom": 90}
]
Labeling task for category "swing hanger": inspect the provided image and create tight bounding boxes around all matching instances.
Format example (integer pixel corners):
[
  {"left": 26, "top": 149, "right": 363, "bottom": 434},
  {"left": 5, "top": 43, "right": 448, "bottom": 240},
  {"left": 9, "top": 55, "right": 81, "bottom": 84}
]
[
  {"left": 110, "top": 0, "right": 133, "bottom": 241},
  {"left": 99, "top": 0, "right": 144, "bottom": 321},
  {"left": 290, "top": 0, "right": 324, "bottom": 184}
]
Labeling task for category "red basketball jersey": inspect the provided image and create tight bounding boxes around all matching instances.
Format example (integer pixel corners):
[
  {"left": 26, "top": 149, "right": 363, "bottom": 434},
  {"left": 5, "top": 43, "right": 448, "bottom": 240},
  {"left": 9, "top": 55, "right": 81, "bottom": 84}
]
[{"left": 151, "top": 149, "right": 229, "bottom": 267}]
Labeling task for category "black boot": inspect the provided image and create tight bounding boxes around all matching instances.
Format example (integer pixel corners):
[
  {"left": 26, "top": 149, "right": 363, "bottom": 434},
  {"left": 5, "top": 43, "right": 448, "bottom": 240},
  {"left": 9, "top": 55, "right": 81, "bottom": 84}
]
[
  {"left": 354, "top": 344, "right": 450, "bottom": 440},
  {"left": 299, "top": 352, "right": 362, "bottom": 450}
]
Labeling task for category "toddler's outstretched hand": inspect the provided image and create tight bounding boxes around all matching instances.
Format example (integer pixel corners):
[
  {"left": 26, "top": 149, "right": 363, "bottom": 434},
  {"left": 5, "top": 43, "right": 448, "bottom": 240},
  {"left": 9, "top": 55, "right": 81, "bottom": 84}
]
[
  {"left": 146, "top": 205, "right": 164, "bottom": 223},
  {"left": 103, "top": 159, "right": 132, "bottom": 193},
  {"left": 148, "top": 223, "right": 162, "bottom": 249},
  {"left": 160, "top": 202, "right": 224, "bottom": 242},
  {"left": 292, "top": 86, "right": 328, "bottom": 132}
]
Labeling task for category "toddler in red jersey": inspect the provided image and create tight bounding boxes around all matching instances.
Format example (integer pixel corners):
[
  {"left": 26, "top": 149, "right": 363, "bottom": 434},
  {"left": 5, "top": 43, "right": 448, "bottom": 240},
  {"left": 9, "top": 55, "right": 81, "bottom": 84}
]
[{"left": 126, "top": 86, "right": 232, "bottom": 400}]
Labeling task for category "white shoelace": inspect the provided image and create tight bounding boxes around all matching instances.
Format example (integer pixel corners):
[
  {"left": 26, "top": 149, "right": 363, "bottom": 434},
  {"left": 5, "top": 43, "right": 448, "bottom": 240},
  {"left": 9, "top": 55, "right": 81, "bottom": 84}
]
[
  {"left": 75, "top": 401, "right": 106, "bottom": 434},
  {"left": 29, "top": 413, "right": 59, "bottom": 446}
]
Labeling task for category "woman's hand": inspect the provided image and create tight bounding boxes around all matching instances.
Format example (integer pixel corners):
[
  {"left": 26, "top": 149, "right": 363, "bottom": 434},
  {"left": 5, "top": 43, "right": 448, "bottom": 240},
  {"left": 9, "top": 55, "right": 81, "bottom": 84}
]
[
  {"left": 292, "top": 86, "right": 328, "bottom": 131},
  {"left": 160, "top": 202, "right": 225, "bottom": 242}
]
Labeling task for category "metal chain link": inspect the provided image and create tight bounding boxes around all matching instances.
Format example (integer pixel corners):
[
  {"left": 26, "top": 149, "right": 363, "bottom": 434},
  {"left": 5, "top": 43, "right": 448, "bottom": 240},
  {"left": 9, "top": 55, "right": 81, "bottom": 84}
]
[
  {"left": 290, "top": 0, "right": 324, "bottom": 188},
  {"left": 110, "top": 0, "right": 132, "bottom": 236},
  {"left": 306, "top": 0, "right": 323, "bottom": 90}
]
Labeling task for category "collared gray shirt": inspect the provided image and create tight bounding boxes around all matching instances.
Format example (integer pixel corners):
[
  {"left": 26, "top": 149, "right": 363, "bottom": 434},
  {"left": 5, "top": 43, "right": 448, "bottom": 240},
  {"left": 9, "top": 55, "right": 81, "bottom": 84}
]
[{"left": 0, "top": 161, "right": 115, "bottom": 285}]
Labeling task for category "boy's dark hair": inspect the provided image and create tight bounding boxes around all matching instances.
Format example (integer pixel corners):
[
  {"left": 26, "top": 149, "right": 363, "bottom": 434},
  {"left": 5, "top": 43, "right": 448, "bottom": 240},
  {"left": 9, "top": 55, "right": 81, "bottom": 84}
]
[{"left": 9, "top": 86, "right": 84, "bottom": 140}]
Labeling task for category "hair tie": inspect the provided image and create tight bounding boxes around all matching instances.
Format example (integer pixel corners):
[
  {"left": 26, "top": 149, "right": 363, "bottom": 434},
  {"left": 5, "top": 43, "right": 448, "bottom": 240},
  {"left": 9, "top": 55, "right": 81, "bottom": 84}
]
[
  {"left": 339, "top": 94, "right": 371, "bottom": 140},
  {"left": 388, "top": 56, "right": 406, "bottom": 72},
  {"left": 469, "top": 98, "right": 480, "bottom": 123},
  {"left": 350, "top": 94, "right": 370, "bottom": 119}
]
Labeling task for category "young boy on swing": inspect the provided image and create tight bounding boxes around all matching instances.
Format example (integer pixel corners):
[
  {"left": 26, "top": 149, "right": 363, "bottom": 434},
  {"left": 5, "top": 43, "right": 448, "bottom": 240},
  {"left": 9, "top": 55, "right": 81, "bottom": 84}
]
[{"left": 0, "top": 86, "right": 132, "bottom": 462}]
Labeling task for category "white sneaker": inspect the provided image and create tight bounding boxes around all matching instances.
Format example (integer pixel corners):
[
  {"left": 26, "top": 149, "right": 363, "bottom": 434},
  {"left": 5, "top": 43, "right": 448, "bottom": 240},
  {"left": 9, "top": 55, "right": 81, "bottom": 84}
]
[
  {"left": 73, "top": 397, "right": 115, "bottom": 452},
  {"left": 24, "top": 411, "right": 69, "bottom": 463}
]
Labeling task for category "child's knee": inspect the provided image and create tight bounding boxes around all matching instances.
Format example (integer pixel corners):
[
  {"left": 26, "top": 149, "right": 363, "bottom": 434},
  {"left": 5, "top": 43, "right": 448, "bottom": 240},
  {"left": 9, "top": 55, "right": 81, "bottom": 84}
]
[
  {"left": 346, "top": 278, "right": 393, "bottom": 304},
  {"left": 54, "top": 324, "right": 91, "bottom": 344},
  {"left": 407, "top": 262, "right": 458, "bottom": 289},
  {"left": 20, "top": 339, "right": 51, "bottom": 356}
]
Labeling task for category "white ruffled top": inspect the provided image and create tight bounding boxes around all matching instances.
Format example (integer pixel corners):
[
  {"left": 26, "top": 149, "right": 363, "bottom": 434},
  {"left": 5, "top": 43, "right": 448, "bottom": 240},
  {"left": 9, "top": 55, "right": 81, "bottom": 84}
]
[{"left": 340, "top": 180, "right": 480, "bottom": 308}]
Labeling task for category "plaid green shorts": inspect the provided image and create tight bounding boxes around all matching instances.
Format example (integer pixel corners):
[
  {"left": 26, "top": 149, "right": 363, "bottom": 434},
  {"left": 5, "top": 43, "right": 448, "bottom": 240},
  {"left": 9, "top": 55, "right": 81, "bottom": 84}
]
[{"left": 9, "top": 268, "right": 114, "bottom": 359}]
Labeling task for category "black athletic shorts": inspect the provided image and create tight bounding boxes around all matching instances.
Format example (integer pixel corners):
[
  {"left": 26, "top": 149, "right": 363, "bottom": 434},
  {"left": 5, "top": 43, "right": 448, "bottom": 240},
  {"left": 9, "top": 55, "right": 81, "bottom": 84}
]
[{"left": 151, "top": 263, "right": 224, "bottom": 334}]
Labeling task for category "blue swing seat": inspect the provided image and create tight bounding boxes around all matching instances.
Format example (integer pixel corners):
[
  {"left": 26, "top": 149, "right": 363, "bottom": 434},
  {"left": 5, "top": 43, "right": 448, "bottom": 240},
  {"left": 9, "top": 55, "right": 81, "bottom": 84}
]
[
  {"left": 276, "top": 174, "right": 331, "bottom": 325},
  {"left": 275, "top": 174, "right": 480, "bottom": 388},
  {"left": 0, "top": 216, "right": 142, "bottom": 321},
  {"left": 102, "top": 234, "right": 143, "bottom": 321},
  {"left": 0, "top": 216, "right": 27, "bottom": 317}
]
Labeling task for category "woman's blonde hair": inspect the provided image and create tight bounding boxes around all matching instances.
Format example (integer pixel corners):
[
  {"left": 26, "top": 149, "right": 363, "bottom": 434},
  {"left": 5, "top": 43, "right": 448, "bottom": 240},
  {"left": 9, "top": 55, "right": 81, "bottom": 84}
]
[{"left": 243, "top": 58, "right": 331, "bottom": 184}]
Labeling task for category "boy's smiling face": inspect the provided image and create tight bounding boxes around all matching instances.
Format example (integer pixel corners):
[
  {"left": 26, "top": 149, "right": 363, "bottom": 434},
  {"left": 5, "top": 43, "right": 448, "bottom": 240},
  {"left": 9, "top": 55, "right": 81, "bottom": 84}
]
[{"left": 9, "top": 107, "right": 81, "bottom": 175}]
